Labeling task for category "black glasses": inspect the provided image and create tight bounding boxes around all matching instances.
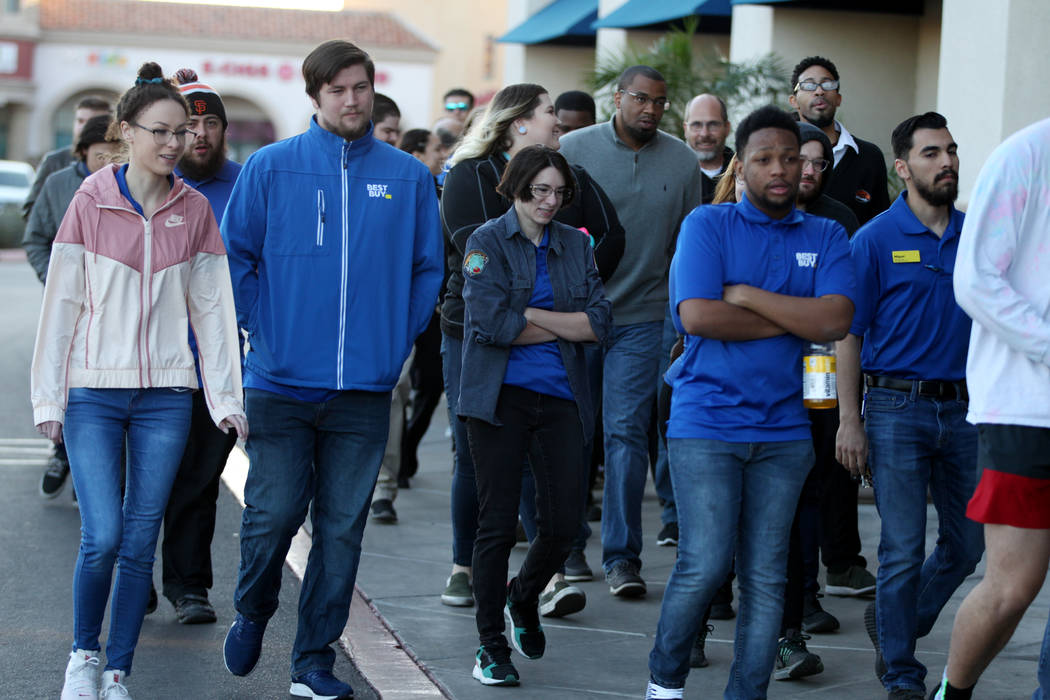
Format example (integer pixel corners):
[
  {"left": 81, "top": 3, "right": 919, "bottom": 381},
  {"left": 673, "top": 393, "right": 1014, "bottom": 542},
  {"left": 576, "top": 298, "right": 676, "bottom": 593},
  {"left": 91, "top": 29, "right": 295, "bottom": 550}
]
[
  {"left": 529, "top": 184, "right": 572, "bottom": 200},
  {"left": 131, "top": 122, "right": 196, "bottom": 145},
  {"left": 802, "top": 157, "right": 830, "bottom": 172},
  {"left": 794, "top": 79, "right": 840, "bottom": 93},
  {"left": 620, "top": 90, "right": 669, "bottom": 110}
]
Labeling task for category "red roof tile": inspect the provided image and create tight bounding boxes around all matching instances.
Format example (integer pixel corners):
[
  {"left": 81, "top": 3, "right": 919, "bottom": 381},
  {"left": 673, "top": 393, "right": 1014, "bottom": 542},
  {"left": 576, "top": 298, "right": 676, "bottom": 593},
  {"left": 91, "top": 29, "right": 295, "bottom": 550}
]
[{"left": 39, "top": 0, "right": 435, "bottom": 51}]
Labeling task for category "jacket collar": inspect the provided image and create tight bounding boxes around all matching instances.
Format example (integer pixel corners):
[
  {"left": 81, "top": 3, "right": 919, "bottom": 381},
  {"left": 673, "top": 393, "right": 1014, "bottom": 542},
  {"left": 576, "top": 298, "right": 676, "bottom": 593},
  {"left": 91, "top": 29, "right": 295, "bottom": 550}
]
[
  {"left": 307, "top": 115, "right": 376, "bottom": 156},
  {"left": 500, "top": 206, "right": 566, "bottom": 254},
  {"left": 735, "top": 192, "right": 804, "bottom": 225},
  {"left": 83, "top": 164, "right": 188, "bottom": 214}
]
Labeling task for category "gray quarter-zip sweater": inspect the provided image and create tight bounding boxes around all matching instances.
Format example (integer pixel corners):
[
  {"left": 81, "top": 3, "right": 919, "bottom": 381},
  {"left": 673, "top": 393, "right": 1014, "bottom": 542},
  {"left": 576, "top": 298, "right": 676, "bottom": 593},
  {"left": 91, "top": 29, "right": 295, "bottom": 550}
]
[{"left": 559, "top": 116, "right": 701, "bottom": 324}]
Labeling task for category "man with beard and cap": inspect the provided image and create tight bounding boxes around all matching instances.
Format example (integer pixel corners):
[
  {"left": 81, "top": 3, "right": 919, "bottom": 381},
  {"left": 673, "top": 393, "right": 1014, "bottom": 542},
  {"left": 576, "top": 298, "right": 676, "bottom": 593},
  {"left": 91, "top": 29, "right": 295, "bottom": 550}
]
[
  {"left": 789, "top": 56, "right": 889, "bottom": 226},
  {"left": 683, "top": 93, "right": 733, "bottom": 204},
  {"left": 157, "top": 68, "right": 244, "bottom": 625},
  {"left": 559, "top": 65, "right": 701, "bottom": 599},
  {"left": 836, "top": 113, "right": 984, "bottom": 700}
]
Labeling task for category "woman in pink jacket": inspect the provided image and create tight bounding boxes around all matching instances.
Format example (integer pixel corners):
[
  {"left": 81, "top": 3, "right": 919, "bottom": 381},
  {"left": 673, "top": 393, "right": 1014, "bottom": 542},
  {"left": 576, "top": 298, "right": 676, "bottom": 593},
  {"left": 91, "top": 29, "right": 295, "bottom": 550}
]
[{"left": 31, "top": 62, "right": 246, "bottom": 700}]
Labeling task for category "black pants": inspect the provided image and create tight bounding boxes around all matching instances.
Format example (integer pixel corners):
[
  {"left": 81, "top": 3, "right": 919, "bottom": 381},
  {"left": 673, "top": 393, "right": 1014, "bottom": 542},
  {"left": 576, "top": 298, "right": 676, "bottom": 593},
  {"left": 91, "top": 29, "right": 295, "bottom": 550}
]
[
  {"left": 809, "top": 408, "right": 866, "bottom": 575},
  {"left": 400, "top": 312, "right": 444, "bottom": 480},
  {"left": 161, "top": 390, "right": 238, "bottom": 602},
  {"left": 781, "top": 462, "right": 821, "bottom": 634},
  {"left": 467, "top": 385, "right": 585, "bottom": 647}
]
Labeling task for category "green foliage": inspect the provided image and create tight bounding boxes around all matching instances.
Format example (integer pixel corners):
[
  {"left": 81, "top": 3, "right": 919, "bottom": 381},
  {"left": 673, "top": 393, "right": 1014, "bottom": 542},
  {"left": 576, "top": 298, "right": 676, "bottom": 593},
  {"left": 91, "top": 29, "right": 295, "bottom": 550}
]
[{"left": 587, "top": 17, "right": 791, "bottom": 130}]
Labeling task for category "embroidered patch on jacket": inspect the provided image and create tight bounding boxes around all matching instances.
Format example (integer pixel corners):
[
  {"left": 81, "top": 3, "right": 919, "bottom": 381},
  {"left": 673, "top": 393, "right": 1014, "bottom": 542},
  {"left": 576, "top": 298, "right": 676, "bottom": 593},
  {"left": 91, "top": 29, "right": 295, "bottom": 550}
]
[
  {"left": 463, "top": 250, "right": 488, "bottom": 277},
  {"left": 164, "top": 213, "right": 185, "bottom": 228},
  {"left": 854, "top": 189, "right": 872, "bottom": 203},
  {"left": 795, "top": 252, "right": 818, "bottom": 268}
]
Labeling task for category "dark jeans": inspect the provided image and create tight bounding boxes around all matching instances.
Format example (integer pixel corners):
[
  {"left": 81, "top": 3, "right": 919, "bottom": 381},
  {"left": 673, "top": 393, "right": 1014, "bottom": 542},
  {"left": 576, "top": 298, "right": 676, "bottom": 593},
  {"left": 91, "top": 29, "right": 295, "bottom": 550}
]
[
  {"left": 467, "top": 385, "right": 585, "bottom": 646},
  {"left": 162, "top": 390, "right": 237, "bottom": 602},
  {"left": 234, "top": 388, "right": 390, "bottom": 677}
]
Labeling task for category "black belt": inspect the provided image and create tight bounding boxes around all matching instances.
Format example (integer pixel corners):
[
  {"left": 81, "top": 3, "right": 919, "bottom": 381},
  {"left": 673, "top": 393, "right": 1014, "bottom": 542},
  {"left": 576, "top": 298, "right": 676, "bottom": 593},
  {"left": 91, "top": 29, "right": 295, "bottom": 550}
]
[{"left": 865, "top": 375, "right": 968, "bottom": 401}]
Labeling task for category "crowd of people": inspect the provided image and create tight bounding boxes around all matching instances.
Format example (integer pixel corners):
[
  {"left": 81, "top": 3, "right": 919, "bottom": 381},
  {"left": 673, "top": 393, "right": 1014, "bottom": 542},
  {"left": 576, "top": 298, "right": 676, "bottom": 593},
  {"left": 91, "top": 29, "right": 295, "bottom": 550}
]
[{"left": 22, "top": 37, "right": 1050, "bottom": 700}]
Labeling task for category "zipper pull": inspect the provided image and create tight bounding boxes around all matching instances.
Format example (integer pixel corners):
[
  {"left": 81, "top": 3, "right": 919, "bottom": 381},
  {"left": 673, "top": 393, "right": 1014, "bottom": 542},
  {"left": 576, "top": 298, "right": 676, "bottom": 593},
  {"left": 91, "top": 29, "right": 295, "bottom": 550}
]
[{"left": 343, "top": 143, "right": 349, "bottom": 169}]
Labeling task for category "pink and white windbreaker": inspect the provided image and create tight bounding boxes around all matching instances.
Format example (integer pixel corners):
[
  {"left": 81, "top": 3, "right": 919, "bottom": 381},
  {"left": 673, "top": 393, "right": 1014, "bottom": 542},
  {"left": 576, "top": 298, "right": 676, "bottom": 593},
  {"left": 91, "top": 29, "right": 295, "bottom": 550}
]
[{"left": 31, "top": 164, "right": 243, "bottom": 427}]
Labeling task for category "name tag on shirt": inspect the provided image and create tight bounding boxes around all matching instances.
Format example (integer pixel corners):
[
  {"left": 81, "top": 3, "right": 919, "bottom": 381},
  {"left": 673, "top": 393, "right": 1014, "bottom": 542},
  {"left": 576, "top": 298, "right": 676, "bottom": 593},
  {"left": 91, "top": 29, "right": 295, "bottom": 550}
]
[{"left": 892, "top": 250, "right": 921, "bottom": 263}]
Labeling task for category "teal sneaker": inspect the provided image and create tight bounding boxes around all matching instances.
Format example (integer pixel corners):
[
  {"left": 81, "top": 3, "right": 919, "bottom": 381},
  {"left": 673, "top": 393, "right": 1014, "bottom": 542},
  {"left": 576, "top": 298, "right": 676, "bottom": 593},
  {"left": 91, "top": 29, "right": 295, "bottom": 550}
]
[
  {"left": 506, "top": 590, "right": 545, "bottom": 659},
  {"left": 472, "top": 645, "right": 519, "bottom": 686}
]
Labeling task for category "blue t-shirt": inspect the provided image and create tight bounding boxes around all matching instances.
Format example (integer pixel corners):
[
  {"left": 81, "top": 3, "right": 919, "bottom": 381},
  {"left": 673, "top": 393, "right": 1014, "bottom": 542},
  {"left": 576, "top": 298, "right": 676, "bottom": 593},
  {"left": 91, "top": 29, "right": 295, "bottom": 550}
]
[
  {"left": 849, "top": 192, "right": 970, "bottom": 380},
  {"left": 503, "top": 229, "right": 574, "bottom": 401},
  {"left": 668, "top": 195, "right": 855, "bottom": 442}
]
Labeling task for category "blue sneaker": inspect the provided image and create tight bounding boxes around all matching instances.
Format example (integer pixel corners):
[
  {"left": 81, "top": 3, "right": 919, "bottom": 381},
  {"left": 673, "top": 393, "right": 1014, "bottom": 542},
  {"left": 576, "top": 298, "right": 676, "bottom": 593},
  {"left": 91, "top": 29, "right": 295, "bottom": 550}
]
[
  {"left": 290, "top": 670, "right": 354, "bottom": 699},
  {"left": 223, "top": 613, "right": 266, "bottom": 677}
]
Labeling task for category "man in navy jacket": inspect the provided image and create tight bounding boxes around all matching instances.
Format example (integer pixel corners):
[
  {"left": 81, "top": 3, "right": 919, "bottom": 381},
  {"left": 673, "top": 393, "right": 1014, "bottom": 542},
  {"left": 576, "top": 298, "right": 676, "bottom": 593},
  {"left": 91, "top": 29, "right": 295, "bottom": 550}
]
[{"left": 220, "top": 40, "right": 443, "bottom": 700}]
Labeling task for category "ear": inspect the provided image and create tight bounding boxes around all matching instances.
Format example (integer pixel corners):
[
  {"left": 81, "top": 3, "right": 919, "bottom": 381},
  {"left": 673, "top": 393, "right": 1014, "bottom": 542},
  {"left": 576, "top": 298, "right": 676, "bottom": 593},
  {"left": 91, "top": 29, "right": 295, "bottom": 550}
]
[
  {"left": 788, "top": 93, "right": 799, "bottom": 111},
  {"left": 613, "top": 90, "right": 622, "bottom": 112},
  {"left": 893, "top": 158, "right": 910, "bottom": 182},
  {"left": 119, "top": 120, "right": 133, "bottom": 142}
]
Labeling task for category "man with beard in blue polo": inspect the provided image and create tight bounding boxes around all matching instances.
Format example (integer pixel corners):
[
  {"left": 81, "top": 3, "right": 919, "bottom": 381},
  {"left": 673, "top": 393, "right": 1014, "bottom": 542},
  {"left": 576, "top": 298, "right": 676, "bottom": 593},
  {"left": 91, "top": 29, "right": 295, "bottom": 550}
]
[{"left": 646, "top": 105, "right": 855, "bottom": 700}]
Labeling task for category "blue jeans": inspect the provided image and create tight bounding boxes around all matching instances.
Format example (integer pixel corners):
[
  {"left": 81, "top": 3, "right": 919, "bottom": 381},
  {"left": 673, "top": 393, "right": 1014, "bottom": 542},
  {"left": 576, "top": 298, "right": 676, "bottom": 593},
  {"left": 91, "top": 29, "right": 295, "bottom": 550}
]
[
  {"left": 601, "top": 320, "right": 663, "bottom": 571},
  {"left": 865, "top": 387, "right": 983, "bottom": 693},
  {"left": 64, "top": 387, "right": 192, "bottom": 674},
  {"left": 649, "top": 438, "right": 813, "bottom": 697},
  {"left": 653, "top": 311, "right": 678, "bottom": 526},
  {"left": 234, "top": 388, "right": 390, "bottom": 678}
]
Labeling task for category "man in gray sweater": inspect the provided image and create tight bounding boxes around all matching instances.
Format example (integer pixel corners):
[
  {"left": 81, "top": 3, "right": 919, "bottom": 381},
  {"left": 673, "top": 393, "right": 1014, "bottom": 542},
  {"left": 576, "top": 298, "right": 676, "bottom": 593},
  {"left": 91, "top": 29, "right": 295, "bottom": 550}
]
[{"left": 559, "top": 65, "right": 701, "bottom": 597}]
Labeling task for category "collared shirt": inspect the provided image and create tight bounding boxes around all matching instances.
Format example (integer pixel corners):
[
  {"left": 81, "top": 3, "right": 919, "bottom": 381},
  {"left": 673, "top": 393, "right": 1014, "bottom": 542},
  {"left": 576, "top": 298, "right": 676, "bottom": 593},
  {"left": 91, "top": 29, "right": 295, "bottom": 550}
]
[
  {"left": 668, "top": 195, "right": 855, "bottom": 442},
  {"left": 503, "top": 228, "right": 573, "bottom": 401},
  {"left": 849, "top": 192, "right": 970, "bottom": 380},
  {"left": 114, "top": 163, "right": 173, "bottom": 218},
  {"left": 832, "top": 120, "right": 859, "bottom": 167},
  {"left": 175, "top": 158, "right": 242, "bottom": 222}
]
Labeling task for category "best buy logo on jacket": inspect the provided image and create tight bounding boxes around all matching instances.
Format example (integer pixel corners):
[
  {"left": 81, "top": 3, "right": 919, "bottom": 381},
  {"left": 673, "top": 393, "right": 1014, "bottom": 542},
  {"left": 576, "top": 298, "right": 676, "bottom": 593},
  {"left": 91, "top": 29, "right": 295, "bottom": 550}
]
[{"left": 367, "top": 183, "right": 392, "bottom": 199}]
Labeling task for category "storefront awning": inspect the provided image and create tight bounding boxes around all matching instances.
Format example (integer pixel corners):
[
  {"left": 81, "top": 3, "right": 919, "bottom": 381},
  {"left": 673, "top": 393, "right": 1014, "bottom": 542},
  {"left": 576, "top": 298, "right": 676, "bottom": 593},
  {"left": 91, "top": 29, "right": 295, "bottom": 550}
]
[
  {"left": 592, "top": 0, "right": 732, "bottom": 29},
  {"left": 731, "top": 0, "right": 923, "bottom": 12},
  {"left": 498, "top": 0, "right": 598, "bottom": 45}
]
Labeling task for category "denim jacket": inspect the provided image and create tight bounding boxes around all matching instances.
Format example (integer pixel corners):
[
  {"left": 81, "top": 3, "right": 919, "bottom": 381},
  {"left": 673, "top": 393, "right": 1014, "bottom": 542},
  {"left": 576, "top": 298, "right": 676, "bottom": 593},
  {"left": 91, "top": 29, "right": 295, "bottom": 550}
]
[{"left": 458, "top": 206, "right": 612, "bottom": 432}]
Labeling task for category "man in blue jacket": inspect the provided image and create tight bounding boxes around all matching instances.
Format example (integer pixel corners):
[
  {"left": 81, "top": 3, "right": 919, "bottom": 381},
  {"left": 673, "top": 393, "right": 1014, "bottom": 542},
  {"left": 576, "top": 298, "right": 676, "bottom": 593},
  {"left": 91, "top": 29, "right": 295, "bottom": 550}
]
[{"left": 220, "top": 40, "right": 443, "bottom": 700}]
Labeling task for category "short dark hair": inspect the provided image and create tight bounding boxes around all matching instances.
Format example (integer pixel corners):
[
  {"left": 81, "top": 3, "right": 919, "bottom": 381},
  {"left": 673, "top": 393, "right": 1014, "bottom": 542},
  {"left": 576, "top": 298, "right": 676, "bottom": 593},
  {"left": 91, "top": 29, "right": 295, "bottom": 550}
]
[
  {"left": 75, "top": 114, "right": 113, "bottom": 158},
  {"left": 443, "top": 87, "right": 474, "bottom": 106},
  {"left": 497, "top": 145, "right": 576, "bottom": 208},
  {"left": 735, "top": 105, "right": 800, "bottom": 156},
  {"left": 106, "top": 62, "right": 188, "bottom": 143},
  {"left": 372, "top": 93, "right": 400, "bottom": 124},
  {"left": 790, "top": 56, "right": 840, "bottom": 91},
  {"left": 616, "top": 65, "right": 665, "bottom": 92},
  {"left": 77, "top": 95, "right": 111, "bottom": 113},
  {"left": 399, "top": 128, "right": 431, "bottom": 155},
  {"left": 302, "top": 40, "right": 375, "bottom": 101},
  {"left": 554, "top": 90, "right": 596, "bottom": 120},
  {"left": 891, "top": 111, "right": 949, "bottom": 160}
]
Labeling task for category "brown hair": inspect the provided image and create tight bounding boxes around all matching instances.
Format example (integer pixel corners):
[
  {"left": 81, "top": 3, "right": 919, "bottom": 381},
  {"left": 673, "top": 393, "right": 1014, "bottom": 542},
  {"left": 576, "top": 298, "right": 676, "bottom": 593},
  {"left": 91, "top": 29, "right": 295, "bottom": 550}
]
[
  {"left": 104, "top": 62, "right": 188, "bottom": 145},
  {"left": 711, "top": 154, "right": 740, "bottom": 204},
  {"left": 497, "top": 144, "right": 575, "bottom": 208},
  {"left": 302, "top": 40, "right": 375, "bottom": 101}
]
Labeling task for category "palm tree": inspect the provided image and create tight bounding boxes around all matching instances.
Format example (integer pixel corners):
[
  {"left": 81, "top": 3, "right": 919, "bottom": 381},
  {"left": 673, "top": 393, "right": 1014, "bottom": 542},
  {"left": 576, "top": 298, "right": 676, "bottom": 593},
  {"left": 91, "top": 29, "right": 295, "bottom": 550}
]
[{"left": 588, "top": 17, "right": 790, "bottom": 130}]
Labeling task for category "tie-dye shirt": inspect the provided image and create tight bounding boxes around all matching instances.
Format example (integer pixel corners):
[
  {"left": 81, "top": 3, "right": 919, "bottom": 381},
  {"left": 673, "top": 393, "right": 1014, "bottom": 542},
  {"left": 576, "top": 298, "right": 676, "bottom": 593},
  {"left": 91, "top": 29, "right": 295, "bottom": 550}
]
[{"left": 954, "top": 117, "right": 1050, "bottom": 428}]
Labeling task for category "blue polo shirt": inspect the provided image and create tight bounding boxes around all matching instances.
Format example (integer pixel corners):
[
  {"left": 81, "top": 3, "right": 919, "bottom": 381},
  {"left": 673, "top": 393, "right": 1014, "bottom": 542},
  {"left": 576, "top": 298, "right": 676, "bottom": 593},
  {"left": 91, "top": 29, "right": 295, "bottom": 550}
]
[
  {"left": 668, "top": 195, "right": 855, "bottom": 442},
  {"left": 503, "top": 228, "right": 574, "bottom": 401},
  {"left": 849, "top": 192, "right": 969, "bottom": 380}
]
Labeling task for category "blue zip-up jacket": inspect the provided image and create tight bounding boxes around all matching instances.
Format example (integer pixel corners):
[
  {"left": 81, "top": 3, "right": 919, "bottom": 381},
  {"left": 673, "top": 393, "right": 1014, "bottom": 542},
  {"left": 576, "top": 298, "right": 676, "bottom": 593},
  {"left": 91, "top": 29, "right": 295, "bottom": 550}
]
[{"left": 221, "top": 117, "right": 443, "bottom": 391}]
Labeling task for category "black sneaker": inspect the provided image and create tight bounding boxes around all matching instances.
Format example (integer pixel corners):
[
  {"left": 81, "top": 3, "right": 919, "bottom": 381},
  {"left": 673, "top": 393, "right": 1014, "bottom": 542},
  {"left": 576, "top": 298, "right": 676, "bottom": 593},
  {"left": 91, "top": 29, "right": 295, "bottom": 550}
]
[
  {"left": 865, "top": 602, "right": 887, "bottom": 681},
  {"left": 606, "top": 560, "right": 646, "bottom": 597},
  {"left": 587, "top": 504, "right": 602, "bottom": 522},
  {"left": 472, "top": 644, "right": 519, "bottom": 686},
  {"left": 174, "top": 593, "right": 218, "bottom": 624},
  {"left": 689, "top": 624, "right": 713, "bottom": 668},
  {"left": 40, "top": 453, "right": 70, "bottom": 498},
  {"left": 370, "top": 499, "right": 397, "bottom": 523},
  {"left": 656, "top": 522, "right": 678, "bottom": 547},
  {"left": 802, "top": 592, "right": 840, "bottom": 633},
  {"left": 506, "top": 585, "right": 545, "bottom": 659},
  {"left": 563, "top": 549, "right": 593, "bottom": 582},
  {"left": 888, "top": 690, "right": 926, "bottom": 699},
  {"left": 146, "top": 583, "right": 158, "bottom": 615},
  {"left": 774, "top": 630, "right": 824, "bottom": 680}
]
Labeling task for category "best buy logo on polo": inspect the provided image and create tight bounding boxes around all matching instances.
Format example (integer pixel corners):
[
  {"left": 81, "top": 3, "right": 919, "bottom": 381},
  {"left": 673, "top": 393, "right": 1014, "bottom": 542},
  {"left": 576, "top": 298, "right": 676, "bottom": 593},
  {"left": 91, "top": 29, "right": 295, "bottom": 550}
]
[{"left": 367, "top": 183, "right": 392, "bottom": 199}]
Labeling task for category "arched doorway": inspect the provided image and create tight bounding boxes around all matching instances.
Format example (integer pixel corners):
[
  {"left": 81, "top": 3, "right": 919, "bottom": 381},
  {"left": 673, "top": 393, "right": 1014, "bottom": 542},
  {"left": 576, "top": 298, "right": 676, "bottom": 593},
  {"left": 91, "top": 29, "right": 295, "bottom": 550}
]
[
  {"left": 221, "top": 95, "right": 276, "bottom": 163},
  {"left": 51, "top": 88, "right": 121, "bottom": 150}
]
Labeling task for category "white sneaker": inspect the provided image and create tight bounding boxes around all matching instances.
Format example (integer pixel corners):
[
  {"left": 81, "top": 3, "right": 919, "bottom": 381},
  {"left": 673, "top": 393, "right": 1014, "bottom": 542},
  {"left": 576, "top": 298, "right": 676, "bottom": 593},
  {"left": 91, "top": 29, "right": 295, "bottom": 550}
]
[
  {"left": 100, "top": 669, "right": 131, "bottom": 699},
  {"left": 61, "top": 649, "right": 100, "bottom": 700},
  {"left": 645, "top": 680, "right": 683, "bottom": 699}
]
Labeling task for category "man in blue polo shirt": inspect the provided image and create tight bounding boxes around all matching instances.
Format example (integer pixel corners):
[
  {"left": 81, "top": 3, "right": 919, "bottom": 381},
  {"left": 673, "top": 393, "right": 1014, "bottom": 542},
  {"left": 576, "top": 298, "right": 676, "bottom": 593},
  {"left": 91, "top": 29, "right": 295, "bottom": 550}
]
[
  {"left": 835, "top": 112, "right": 983, "bottom": 700},
  {"left": 646, "top": 105, "right": 855, "bottom": 700},
  {"left": 159, "top": 70, "right": 244, "bottom": 625}
]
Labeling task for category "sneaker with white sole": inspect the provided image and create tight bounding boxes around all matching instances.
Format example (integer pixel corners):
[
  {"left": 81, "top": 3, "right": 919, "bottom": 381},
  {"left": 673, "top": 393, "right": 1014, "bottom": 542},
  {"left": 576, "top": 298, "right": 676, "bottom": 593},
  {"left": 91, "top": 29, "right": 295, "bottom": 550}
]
[
  {"left": 441, "top": 572, "right": 474, "bottom": 607},
  {"left": 472, "top": 644, "right": 519, "bottom": 686},
  {"left": 289, "top": 669, "right": 353, "bottom": 699},
  {"left": 506, "top": 587, "right": 545, "bottom": 659},
  {"left": 606, "top": 560, "right": 646, "bottom": 597},
  {"left": 539, "top": 580, "right": 586, "bottom": 618},
  {"left": 61, "top": 649, "right": 100, "bottom": 700},
  {"left": 563, "top": 549, "right": 593, "bottom": 581},
  {"left": 825, "top": 564, "right": 876, "bottom": 596},
  {"left": 41, "top": 452, "right": 71, "bottom": 498},
  {"left": 99, "top": 669, "right": 131, "bottom": 699},
  {"left": 645, "top": 679, "right": 684, "bottom": 699}
]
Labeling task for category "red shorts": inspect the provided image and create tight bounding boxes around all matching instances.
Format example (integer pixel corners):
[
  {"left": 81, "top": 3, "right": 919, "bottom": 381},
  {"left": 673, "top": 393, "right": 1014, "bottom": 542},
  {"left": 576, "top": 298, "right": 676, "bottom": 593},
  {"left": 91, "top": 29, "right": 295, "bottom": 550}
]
[{"left": 967, "top": 424, "right": 1050, "bottom": 529}]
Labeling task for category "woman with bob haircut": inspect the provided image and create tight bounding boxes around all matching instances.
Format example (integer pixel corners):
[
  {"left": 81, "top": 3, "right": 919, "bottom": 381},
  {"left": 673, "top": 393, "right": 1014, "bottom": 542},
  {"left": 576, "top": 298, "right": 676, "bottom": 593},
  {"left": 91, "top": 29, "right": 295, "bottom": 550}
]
[
  {"left": 458, "top": 144, "right": 611, "bottom": 686},
  {"left": 438, "top": 82, "right": 624, "bottom": 617},
  {"left": 32, "top": 62, "right": 245, "bottom": 700}
]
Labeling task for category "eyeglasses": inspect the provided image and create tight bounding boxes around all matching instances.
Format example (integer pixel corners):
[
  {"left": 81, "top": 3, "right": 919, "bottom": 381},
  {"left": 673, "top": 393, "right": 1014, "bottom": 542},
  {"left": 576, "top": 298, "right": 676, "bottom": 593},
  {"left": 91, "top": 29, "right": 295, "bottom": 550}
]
[
  {"left": 801, "top": 157, "right": 830, "bottom": 172},
  {"left": 529, "top": 184, "right": 572, "bottom": 200},
  {"left": 132, "top": 122, "right": 196, "bottom": 145},
  {"left": 444, "top": 102, "right": 470, "bottom": 112},
  {"left": 620, "top": 90, "right": 669, "bottom": 110},
  {"left": 794, "top": 79, "right": 840, "bottom": 93}
]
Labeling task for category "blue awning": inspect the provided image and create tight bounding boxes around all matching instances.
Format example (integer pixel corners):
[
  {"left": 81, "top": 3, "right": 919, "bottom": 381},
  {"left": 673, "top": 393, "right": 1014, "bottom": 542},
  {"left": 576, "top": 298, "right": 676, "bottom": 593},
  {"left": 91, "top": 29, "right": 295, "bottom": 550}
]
[
  {"left": 499, "top": 0, "right": 598, "bottom": 45},
  {"left": 592, "top": 0, "right": 732, "bottom": 29}
]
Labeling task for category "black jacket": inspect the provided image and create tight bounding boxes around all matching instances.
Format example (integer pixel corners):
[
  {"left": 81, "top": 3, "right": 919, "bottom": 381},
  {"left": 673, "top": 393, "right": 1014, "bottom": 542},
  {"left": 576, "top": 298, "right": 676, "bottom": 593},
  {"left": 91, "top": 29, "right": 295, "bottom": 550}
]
[
  {"left": 824, "top": 136, "right": 890, "bottom": 226},
  {"left": 700, "top": 146, "right": 734, "bottom": 204},
  {"left": 439, "top": 154, "right": 625, "bottom": 338}
]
